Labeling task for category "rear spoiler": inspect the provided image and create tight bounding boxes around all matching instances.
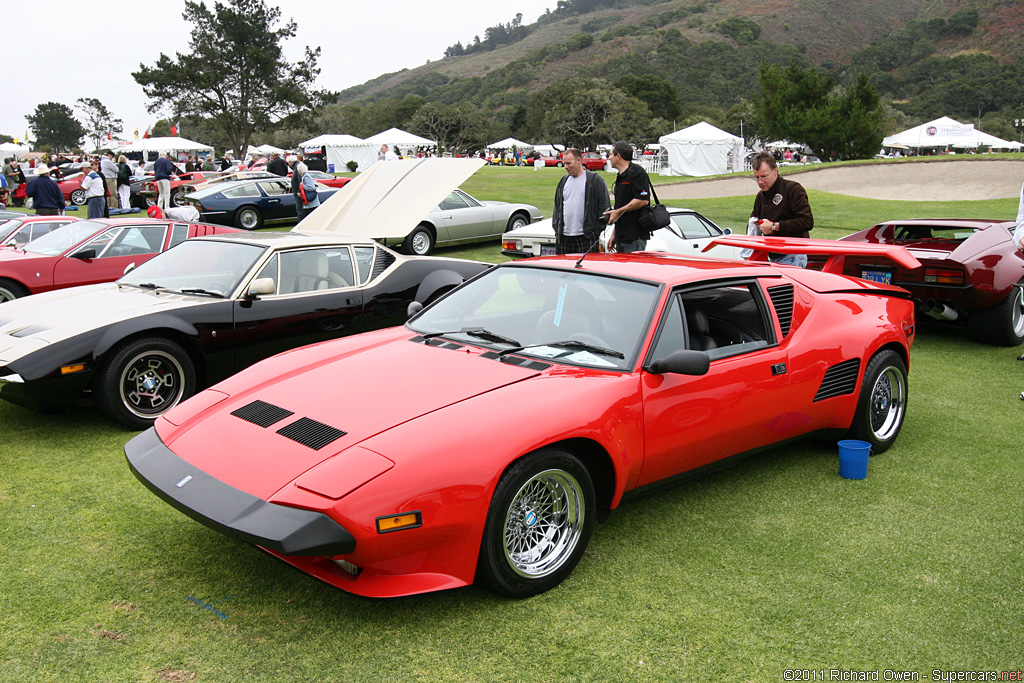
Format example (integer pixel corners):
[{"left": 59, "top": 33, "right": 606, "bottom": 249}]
[{"left": 705, "top": 236, "right": 922, "bottom": 273}]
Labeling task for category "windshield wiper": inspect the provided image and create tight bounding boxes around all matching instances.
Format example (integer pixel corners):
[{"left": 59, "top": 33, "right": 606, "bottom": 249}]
[
  {"left": 498, "top": 339, "right": 624, "bottom": 359},
  {"left": 128, "top": 282, "right": 161, "bottom": 289},
  {"left": 420, "top": 327, "right": 520, "bottom": 347},
  {"left": 177, "top": 288, "right": 226, "bottom": 298}
]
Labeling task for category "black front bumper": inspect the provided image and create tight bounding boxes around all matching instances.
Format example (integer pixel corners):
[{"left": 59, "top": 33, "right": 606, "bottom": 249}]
[{"left": 125, "top": 427, "right": 355, "bottom": 556}]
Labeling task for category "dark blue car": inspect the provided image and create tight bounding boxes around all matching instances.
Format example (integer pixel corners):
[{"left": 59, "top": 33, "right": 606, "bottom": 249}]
[{"left": 182, "top": 177, "right": 337, "bottom": 229}]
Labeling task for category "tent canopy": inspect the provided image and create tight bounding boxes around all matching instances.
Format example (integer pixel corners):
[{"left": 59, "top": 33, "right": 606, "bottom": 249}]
[
  {"left": 487, "top": 137, "right": 533, "bottom": 150},
  {"left": 299, "top": 134, "right": 377, "bottom": 173},
  {"left": 0, "top": 142, "right": 30, "bottom": 155},
  {"left": 364, "top": 128, "right": 435, "bottom": 153},
  {"left": 121, "top": 136, "right": 213, "bottom": 154},
  {"left": 659, "top": 122, "right": 745, "bottom": 177},
  {"left": 883, "top": 117, "right": 1021, "bottom": 149}
]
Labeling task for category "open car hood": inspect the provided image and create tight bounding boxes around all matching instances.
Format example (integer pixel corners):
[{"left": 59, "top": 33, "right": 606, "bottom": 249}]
[{"left": 293, "top": 158, "right": 485, "bottom": 239}]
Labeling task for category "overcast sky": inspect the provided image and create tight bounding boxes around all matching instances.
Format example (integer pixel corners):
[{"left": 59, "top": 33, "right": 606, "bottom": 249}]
[{"left": 6, "top": 0, "right": 556, "bottom": 143}]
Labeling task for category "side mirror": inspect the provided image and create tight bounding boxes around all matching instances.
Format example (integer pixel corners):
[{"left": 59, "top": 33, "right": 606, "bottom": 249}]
[
  {"left": 70, "top": 249, "right": 96, "bottom": 260},
  {"left": 407, "top": 300, "right": 424, "bottom": 318},
  {"left": 723, "top": 227, "right": 732, "bottom": 235},
  {"left": 647, "top": 349, "right": 710, "bottom": 376},
  {"left": 247, "top": 277, "right": 276, "bottom": 298}
]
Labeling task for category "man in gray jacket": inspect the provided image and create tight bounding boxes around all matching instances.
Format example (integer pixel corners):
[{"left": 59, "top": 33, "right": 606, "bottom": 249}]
[{"left": 552, "top": 148, "right": 610, "bottom": 254}]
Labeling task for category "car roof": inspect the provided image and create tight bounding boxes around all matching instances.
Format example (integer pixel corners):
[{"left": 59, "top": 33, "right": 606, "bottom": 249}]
[
  {"left": 506, "top": 252, "right": 774, "bottom": 286},
  {"left": 190, "top": 230, "right": 381, "bottom": 249}
]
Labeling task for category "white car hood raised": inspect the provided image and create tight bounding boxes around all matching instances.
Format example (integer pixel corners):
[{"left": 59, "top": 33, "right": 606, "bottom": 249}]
[{"left": 294, "top": 157, "right": 486, "bottom": 239}]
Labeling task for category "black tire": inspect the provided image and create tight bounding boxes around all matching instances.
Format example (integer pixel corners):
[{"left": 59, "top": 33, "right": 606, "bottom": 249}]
[
  {"left": 94, "top": 337, "right": 196, "bottom": 430},
  {"left": 506, "top": 213, "right": 530, "bottom": 233},
  {"left": 845, "top": 349, "right": 907, "bottom": 453},
  {"left": 234, "top": 206, "right": 264, "bottom": 230},
  {"left": 555, "top": 161, "right": 564, "bottom": 168},
  {"left": 967, "top": 284, "right": 1024, "bottom": 346},
  {"left": 171, "top": 189, "right": 188, "bottom": 207},
  {"left": 402, "top": 225, "right": 435, "bottom": 256},
  {"left": 70, "top": 189, "right": 86, "bottom": 206},
  {"left": 477, "top": 448, "right": 595, "bottom": 598},
  {"left": 0, "top": 278, "right": 28, "bottom": 302}
]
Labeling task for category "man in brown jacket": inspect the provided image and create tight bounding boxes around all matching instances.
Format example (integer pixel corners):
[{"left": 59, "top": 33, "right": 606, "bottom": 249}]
[{"left": 750, "top": 151, "right": 813, "bottom": 267}]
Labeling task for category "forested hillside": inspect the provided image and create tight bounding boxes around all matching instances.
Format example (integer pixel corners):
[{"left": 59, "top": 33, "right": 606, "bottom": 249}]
[{"left": 262, "top": 0, "right": 1024, "bottom": 154}]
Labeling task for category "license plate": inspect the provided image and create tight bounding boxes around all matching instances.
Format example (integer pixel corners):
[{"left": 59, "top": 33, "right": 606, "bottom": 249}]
[
  {"left": 861, "top": 269, "right": 892, "bottom": 284},
  {"left": 540, "top": 245, "right": 556, "bottom": 256}
]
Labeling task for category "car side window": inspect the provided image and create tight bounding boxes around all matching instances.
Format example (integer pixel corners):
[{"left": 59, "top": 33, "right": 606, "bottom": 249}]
[
  {"left": 254, "top": 254, "right": 280, "bottom": 294},
  {"left": 168, "top": 223, "right": 190, "bottom": 248},
  {"left": 258, "top": 181, "right": 289, "bottom": 196},
  {"left": 105, "top": 225, "right": 167, "bottom": 258},
  {"left": 222, "top": 184, "right": 260, "bottom": 198},
  {"left": 670, "top": 213, "right": 714, "bottom": 240},
  {"left": 439, "top": 192, "right": 471, "bottom": 211},
  {"left": 648, "top": 295, "right": 687, "bottom": 364},
  {"left": 679, "top": 284, "right": 772, "bottom": 359},
  {"left": 354, "top": 246, "right": 374, "bottom": 283},
  {"left": 277, "top": 248, "right": 355, "bottom": 295},
  {"left": 78, "top": 227, "right": 122, "bottom": 257}
]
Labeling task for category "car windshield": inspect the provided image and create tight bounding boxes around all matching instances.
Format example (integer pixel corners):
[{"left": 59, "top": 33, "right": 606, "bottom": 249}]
[
  {"left": 119, "top": 239, "right": 267, "bottom": 298},
  {"left": 0, "top": 219, "right": 24, "bottom": 243},
  {"left": 24, "top": 220, "right": 108, "bottom": 255},
  {"left": 409, "top": 265, "right": 660, "bottom": 370}
]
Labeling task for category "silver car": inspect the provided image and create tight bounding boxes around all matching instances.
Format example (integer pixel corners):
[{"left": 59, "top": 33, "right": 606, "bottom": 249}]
[
  {"left": 402, "top": 189, "right": 542, "bottom": 256},
  {"left": 501, "top": 207, "right": 743, "bottom": 259}
]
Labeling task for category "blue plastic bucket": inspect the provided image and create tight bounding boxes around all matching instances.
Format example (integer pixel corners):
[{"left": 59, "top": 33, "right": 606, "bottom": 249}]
[
  {"left": 837, "top": 440, "right": 871, "bottom": 480},
  {"left": 328, "top": 163, "right": 335, "bottom": 173}
]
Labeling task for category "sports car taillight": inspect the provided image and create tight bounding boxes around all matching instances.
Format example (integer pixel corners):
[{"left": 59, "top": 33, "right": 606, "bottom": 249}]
[
  {"left": 502, "top": 239, "right": 521, "bottom": 251},
  {"left": 923, "top": 267, "right": 965, "bottom": 285}
]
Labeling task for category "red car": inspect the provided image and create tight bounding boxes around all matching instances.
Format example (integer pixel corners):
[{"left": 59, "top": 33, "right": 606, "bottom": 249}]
[
  {"left": 126, "top": 236, "right": 918, "bottom": 599},
  {"left": 0, "top": 214, "right": 78, "bottom": 248},
  {"left": 819, "top": 218, "right": 1024, "bottom": 345},
  {"left": 579, "top": 152, "right": 610, "bottom": 171},
  {"left": 138, "top": 171, "right": 220, "bottom": 207},
  {"left": 283, "top": 169, "right": 352, "bottom": 189},
  {"left": 0, "top": 218, "right": 241, "bottom": 302}
]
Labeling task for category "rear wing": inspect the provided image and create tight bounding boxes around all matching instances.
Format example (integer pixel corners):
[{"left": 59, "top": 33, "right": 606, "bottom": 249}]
[{"left": 705, "top": 236, "right": 922, "bottom": 273}]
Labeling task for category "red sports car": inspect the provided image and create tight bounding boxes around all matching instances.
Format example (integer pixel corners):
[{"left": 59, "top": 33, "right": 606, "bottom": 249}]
[
  {"left": 138, "top": 171, "right": 220, "bottom": 207},
  {"left": 0, "top": 218, "right": 241, "bottom": 302},
  {"left": 126, "top": 236, "right": 919, "bottom": 599},
  {"left": 0, "top": 214, "right": 78, "bottom": 248},
  {"left": 818, "top": 218, "right": 1024, "bottom": 345}
]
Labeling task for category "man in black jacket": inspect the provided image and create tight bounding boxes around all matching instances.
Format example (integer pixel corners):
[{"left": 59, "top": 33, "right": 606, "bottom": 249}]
[
  {"left": 552, "top": 148, "right": 611, "bottom": 254},
  {"left": 266, "top": 152, "right": 288, "bottom": 177}
]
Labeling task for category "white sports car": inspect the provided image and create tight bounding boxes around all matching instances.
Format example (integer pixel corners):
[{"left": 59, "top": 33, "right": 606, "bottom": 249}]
[{"left": 501, "top": 207, "right": 743, "bottom": 260}]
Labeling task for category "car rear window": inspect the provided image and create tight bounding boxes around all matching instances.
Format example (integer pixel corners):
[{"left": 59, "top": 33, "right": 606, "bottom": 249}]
[{"left": 894, "top": 226, "right": 977, "bottom": 241}]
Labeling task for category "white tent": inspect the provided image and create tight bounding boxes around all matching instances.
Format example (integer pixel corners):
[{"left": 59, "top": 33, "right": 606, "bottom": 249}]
[
  {"left": 253, "top": 144, "right": 285, "bottom": 155},
  {"left": 122, "top": 136, "right": 213, "bottom": 157},
  {"left": 364, "top": 128, "right": 435, "bottom": 156},
  {"left": 883, "top": 117, "right": 979, "bottom": 148},
  {"left": 487, "top": 137, "right": 534, "bottom": 150},
  {"left": 0, "top": 142, "right": 30, "bottom": 155},
  {"left": 659, "top": 122, "right": 745, "bottom": 177},
  {"left": 299, "top": 134, "right": 377, "bottom": 173}
]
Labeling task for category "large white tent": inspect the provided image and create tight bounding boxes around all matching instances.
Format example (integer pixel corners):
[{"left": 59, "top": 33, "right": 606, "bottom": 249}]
[
  {"left": 487, "top": 137, "right": 534, "bottom": 150},
  {"left": 364, "top": 128, "right": 435, "bottom": 156},
  {"left": 121, "top": 136, "right": 213, "bottom": 157},
  {"left": 0, "top": 142, "right": 31, "bottom": 155},
  {"left": 882, "top": 116, "right": 1019, "bottom": 150},
  {"left": 659, "top": 122, "right": 745, "bottom": 177},
  {"left": 299, "top": 134, "right": 377, "bottom": 173}
]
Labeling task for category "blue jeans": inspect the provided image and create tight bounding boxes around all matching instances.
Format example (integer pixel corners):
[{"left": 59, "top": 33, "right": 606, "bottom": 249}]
[
  {"left": 618, "top": 238, "right": 647, "bottom": 253},
  {"left": 769, "top": 253, "right": 807, "bottom": 268},
  {"left": 87, "top": 196, "right": 105, "bottom": 219}
]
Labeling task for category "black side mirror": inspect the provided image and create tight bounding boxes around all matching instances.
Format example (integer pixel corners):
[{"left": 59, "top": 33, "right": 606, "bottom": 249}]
[
  {"left": 70, "top": 249, "right": 96, "bottom": 260},
  {"left": 647, "top": 349, "right": 710, "bottom": 376}
]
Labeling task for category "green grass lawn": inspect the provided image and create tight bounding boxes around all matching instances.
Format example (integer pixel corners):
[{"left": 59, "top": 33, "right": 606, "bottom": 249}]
[{"left": 1, "top": 162, "right": 1022, "bottom": 682}]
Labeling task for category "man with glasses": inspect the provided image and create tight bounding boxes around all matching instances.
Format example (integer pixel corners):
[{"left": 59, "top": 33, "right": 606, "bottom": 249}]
[{"left": 749, "top": 151, "right": 813, "bottom": 267}]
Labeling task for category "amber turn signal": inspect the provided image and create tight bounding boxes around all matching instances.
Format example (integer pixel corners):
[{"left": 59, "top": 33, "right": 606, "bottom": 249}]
[{"left": 376, "top": 511, "right": 422, "bottom": 534}]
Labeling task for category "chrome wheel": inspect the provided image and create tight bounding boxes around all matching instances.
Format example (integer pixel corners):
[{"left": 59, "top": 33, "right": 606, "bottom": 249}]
[
  {"left": 502, "top": 469, "right": 585, "bottom": 579},
  {"left": 70, "top": 189, "right": 86, "bottom": 205},
  {"left": 0, "top": 279, "right": 27, "bottom": 302},
  {"left": 507, "top": 214, "right": 529, "bottom": 232},
  {"left": 1011, "top": 286, "right": 1024, "bottom": 339},
  {"left": 868, "top": 365, "right": 906, "bottom": 442},
  {"left": 118, "top": 349, "right": 187, "bottom": 420},
  {"left": 172, "top": 190, "right": 188, "bottom": 207},
  {"left": 236, "top": 207, "right": 262, "bottom": 230}
]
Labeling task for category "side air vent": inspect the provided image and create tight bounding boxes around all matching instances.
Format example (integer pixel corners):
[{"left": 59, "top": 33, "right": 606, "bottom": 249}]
[
  {"left": 371, "top": 249, "right": 396, "bottom": 279},
  {"left": 276, "top": 417, "right": 347, "bottom": 450},
  {"left": 231, "top": 400, "right": 294, "bottom": 428},
  {"left": 768, "top": 284, "right": 795, "bottom": 337},
  {"left": 814, "top": 358, "right": 861, "bottom": 402}
]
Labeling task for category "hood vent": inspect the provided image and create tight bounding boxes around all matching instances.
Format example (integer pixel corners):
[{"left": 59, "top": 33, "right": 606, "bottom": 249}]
[
  {"left": 814, "top": 358, "right": 861, "bottom": 402},
  {"left": 276, "top": 417, "right": 347, "bottom": 450},
  {"left": 231, "top": 400, "right": 294, "bottom": 427},
  {"left": 768, "top": 284, "right": 794, "bottom": 337},
  {"left": 480, "top": 351, "right": 551, "bottom": 371}
]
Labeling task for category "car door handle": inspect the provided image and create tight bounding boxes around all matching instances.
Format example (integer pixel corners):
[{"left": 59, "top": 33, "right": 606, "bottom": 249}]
[
  {"left": 771, "top": 363, "right": 787, "bottom": 376},
  {"left": 268, "top": 199, "right": 280, "bottom": 204},
  {"left": 441, "top": 214, "right": 452, "bottom": 219}
]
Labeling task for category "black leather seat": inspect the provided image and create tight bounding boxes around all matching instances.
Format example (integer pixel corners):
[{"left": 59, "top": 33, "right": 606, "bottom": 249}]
[{"left": 685, "top": 305, "right": 718, "bottom": 351}]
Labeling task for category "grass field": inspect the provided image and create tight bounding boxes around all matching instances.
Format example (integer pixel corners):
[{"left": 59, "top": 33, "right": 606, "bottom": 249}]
[{"left": 1, "top": 162, "right": 1022, "bottom": 682}]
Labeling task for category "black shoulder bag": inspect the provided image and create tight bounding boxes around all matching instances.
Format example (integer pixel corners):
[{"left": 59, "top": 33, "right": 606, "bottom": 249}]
[{"left": 638, "top": 182, "right": 670, "bottom": 236}]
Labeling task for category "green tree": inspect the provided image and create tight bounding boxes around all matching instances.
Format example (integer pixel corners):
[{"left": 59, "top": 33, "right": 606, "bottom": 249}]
[
  {"left": 542, "top": 80, "right": 656, "bottom": 149},
  {"left": 133, "top": 0, "right": 322, "bottom": 163},
  {"left": 76, "top": 97, "right": 123, "bottom": 152},
  {"left": 26, "top": 102, "right": 85, "bottom": 152},
  {"left": 614, "top": 74, "right": 681, "bottom": 121},
  {"left": 756, "top": 63, "right": 883, "bottom": 161},
  {"left": 409, "top": 102, "right": 487, "bottom": 154}
]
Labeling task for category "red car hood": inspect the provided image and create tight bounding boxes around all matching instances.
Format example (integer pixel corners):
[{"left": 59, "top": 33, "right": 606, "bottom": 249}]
[
  {"left": 0, "top": 247, "right": 53, "bottom": 265},
  {"left": 160, "top": 334, "right": 540, "bottom": 499}
]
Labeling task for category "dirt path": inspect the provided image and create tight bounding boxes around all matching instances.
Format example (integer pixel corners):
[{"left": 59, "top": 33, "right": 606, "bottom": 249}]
[{"left": 656, "top": 159, "right": 1024, "bottom": 202}]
